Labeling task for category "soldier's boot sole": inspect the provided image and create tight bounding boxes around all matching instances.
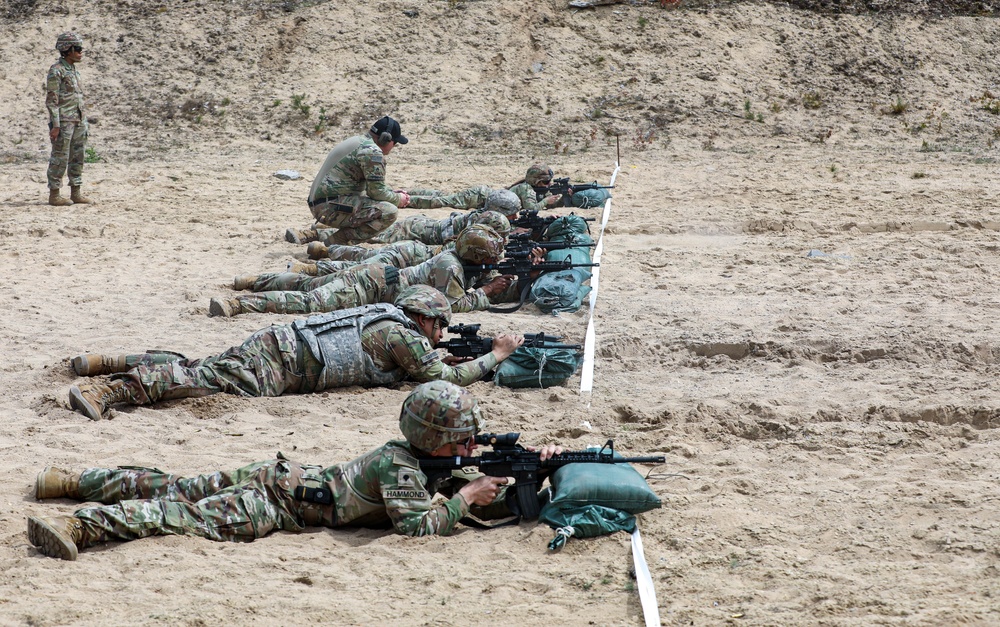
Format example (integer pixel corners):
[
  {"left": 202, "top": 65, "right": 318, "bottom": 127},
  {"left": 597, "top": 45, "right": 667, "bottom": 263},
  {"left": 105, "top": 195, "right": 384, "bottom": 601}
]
[
  {"left": 68, "top": 386, "right": 103, "bottom": 421},
  {"left": 27, "top": 517, "right": 79, "bottom": 561}
]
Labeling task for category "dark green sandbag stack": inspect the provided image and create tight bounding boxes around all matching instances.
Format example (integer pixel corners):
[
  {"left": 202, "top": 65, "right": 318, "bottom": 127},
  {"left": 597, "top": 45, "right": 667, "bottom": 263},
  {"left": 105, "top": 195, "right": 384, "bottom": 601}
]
[
  {"left": 492, "top": 345, "right": 582, "bottom": 389},
  {"left": 539, "top": 451, "right": 661, "bottom": 550},
  {"left": 531, "top": 216, "right": 596, "bottom": 314}
]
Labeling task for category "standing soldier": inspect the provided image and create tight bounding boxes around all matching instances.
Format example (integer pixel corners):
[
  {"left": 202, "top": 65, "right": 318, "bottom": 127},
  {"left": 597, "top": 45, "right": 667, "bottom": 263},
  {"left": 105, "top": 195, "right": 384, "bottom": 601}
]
[
  {"left": 287, "top": 116, "right": 411, "bottom": 245},
  {"left": 46, "top": 32, "right": 90, "bottom": 207}
]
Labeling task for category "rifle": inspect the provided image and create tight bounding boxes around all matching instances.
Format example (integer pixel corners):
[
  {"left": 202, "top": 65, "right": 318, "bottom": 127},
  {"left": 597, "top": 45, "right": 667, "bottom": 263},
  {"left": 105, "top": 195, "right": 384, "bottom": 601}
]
[
  {"left": 510, "top": 210, "right": 595, "bottom": 238},
  {"left": 418, "top": 433, "right": 665, "bottom": 519},
  {"left": 463, "top": 255, "right": 599, "bottom": 313},
  {"left": 435, "top": 323, "right": 581, "bottom": 360},
  {"left": 505, "top": 235, "right": 596, "bottom": 257},
  {"left": 543, "top": 177, "right": 614, "bottom": 208}
]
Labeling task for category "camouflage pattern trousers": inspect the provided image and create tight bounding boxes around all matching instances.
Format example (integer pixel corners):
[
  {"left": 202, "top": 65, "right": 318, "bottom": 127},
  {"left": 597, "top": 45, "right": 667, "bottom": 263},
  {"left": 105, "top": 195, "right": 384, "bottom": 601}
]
[
  {"left": 72, "top": 461, "right": 333, "bottom": 546},
  {"left": 311, "top": 194, "right": 397, "bottom": 244},
  {"left": 113, "top": 325, "right": 320, "bottom": 404},
  {"left": 47, "top": 121, "right": 87, "bottom": 189},
  {"left": 406, "top": 185, "right": 491, "bottom": 210},
  {"left": 250, "top": 243, "right": 433, "bottom": 291},
  {"left": 236, "top": 263, "right": 399, "bottom": 315}
]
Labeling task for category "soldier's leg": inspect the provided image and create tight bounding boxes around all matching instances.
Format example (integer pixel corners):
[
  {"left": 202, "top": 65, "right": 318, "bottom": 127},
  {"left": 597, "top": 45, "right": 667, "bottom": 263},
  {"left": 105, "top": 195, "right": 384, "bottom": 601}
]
[
  {"left": 46, "top": 124, "right": 73, "bottom": 190},
  {"left": 234, "top": 264, "right": 391, "bottom": 314},
  {"left": 77, "top": 460, "right": 276, "bottom": 504},
  {"left": 315, "top": 260, "right": 354, "bottom": 275},
  {"left": 66, "top": 122, "right": 87, "bottom": 189},
  {"left": 431, "top": 185, "right": 491, "bottom": 210},
  {"left": 329, "top": 198, "right": 398, "bottom": 243},
  {"left": 248, "top": 272, "right": 342, "bottom": 292},
  {"left": 114, "top": 326, "right": 301, "bottom": 402}
]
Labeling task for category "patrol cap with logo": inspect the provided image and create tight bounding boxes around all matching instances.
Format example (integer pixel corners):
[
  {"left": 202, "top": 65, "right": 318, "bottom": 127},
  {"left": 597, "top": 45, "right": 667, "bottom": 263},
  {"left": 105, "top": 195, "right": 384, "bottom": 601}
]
[{"left": 370, "top": 116, "right": 408, "bottom": 145}]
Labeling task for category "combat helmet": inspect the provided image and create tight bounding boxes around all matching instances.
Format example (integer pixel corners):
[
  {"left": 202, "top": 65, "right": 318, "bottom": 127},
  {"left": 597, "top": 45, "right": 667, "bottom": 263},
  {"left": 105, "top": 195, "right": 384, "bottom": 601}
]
[
  {"left": 455, "top": 224, "right": 504, "bottom": 264},
  {"left": 399, "top": 381, "right": 484, "bottom": 453},
  {"left": 525, "top": 163, "right": 554, "bottom": 187},
  {"left": 394, "top": 285, "right": 452, "bottom": 325},
  {"left": 55, "top": 32, "right": 83, "bottom": 53},
  {"left": 483, "top": 189, "right": 520, "bottom": 218},
  {"left": 468, "top": 210, "right": 511, "bottom": 238}
]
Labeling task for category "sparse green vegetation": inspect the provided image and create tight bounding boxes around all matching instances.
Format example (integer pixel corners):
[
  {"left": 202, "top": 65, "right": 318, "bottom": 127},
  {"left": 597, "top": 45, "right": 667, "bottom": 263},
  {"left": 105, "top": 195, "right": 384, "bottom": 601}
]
[
  {"left": 84, "top": 146, "right": 102, "bottom": 163},
  {"left": 638, "top": 16, "right": 648, "bottom": 28},
  {"left": 290, "top": 93, "right": 311, "bottom": 116},
  {"left": 802, "top": 90, "right": 822, "bottom": 109},
  {"left": 912, "top": 172, "right": 928, "bottom": 179},
  {"left": 885, "top": 96, "right": 909, "bottom": 116},
  {"left": 972, "top": 91, "right": 1000, "bottom": 115}
]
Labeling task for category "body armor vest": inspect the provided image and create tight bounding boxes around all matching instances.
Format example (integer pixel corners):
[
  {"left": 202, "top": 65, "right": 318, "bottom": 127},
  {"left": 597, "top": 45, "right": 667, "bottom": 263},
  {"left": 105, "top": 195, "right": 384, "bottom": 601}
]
[{"left": 292, "top": 303, "right": 416, "bottom": 390}]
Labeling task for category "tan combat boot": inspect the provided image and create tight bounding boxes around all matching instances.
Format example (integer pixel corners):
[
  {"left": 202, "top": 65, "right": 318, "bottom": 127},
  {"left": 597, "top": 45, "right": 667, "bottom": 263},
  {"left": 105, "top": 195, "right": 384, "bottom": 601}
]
[
  {"left": 48, "top": 189, "right": 73, "bottom": 207},
  {"left": 285, "top": 228, "right": 318, "bottom": 244},
  {"left": 68, "top": 380, "right": 135, "bottom": 421},
  {"left": 71, "top": 354, "right": 128, "bottom": 376},
  {"left": 286, "top": 260, "right": 318, "bottom": 275},
  {"left": 27, "top": 515, "right": 85, "bottom": 561},
  {"left": 70, "top": 186, "right": 91, "bottom": 203},
  {"left": 232, "top": 275, "right": 259, "bottom": 291},
  {"left": 306, "top": 242, "right": 329, "bottom": 260},
  {"left": 209, "top": 297, "right": 243, "bottom": 318},
  {"left": 35, "top": 467, "right": 82, "bottom": 500}
]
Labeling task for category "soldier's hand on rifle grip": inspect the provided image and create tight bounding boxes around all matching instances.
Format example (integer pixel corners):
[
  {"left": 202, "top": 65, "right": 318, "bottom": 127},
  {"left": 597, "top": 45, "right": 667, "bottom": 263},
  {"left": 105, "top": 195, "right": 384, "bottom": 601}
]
[
  {"left": 491, "top": 334, "right": 524, "bottom": 361},
  {"left": 481, "top": 274, "right": 514, "bottom": 298},
  {"left": 544, "top": 194, "right": 563, "bottom": 207},
  {"left": 458, "top": 475, "right": 509, "bottom": 507}
]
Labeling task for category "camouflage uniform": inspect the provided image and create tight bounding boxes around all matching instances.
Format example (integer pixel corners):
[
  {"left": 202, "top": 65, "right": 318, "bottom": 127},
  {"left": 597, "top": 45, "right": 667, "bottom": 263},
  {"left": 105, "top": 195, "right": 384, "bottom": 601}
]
[
  {"left": 314, "top": 240, "right": 439, "bottom": 275},
  {"left": 369, "top": 209, "right": 510, "bottom": 246},
  {"left": 66, "top": 441, "right": 509, "bottom": 546},
  {"left": 406, "top": 184, "right": 492, "bottom": 210},
  {"left": 250, "top": 241, "right": 439, "bottom": 292},
  {"left": 111, "top": 304, "right": 497, "bottom": 406},
  {"left": 46, "top": 57, "right": 87, "bottom": 190},
  {"left": 307, "top": 134, "right": 404, "bottom": 243},
  {"left": 509, "top": 164, "right": 558, "bottom": 212},
  {"left": 234, "top": 251, "right": 491, "bottom": 315}
]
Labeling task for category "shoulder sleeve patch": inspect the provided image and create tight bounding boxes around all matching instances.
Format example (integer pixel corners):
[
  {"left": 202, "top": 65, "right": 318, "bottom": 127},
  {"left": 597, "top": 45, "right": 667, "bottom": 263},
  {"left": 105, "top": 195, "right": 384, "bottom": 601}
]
[{"left": 392, "top": 449, "right": 419, "bottom": 469}]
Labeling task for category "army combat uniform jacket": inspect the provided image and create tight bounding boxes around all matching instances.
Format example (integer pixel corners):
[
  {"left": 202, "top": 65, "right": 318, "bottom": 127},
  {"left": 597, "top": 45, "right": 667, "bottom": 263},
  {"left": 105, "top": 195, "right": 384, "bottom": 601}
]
[{"left": 68, "top": 441, "right": 510, "bottom": 548}]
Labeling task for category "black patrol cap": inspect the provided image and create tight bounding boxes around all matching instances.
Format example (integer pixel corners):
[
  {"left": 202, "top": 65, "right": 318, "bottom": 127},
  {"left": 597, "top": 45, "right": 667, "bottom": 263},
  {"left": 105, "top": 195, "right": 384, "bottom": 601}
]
[{"left": 370, "top": 116, "right": 408, "bottom": 145}]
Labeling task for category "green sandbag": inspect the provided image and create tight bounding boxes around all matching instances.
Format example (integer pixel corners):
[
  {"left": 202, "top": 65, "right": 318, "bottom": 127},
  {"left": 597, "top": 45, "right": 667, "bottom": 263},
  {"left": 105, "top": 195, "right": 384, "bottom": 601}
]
[
  {"left": 539, "top": 504, "right": 636, "bottom": 550},
  {"left": 492, "top": 346, "right": 581, "bottom": 389},
  {"left": 567, "top": 187, "right": 611, "bottom": 209},
  {"left": 531, "top": 242, "right": 594, "bottom": 314},
  {"left": 543, "top": 215, "right": 593, "bottom": 241},
  {"left": 547, "top": 455, "right": 661, "bottom": 514}
]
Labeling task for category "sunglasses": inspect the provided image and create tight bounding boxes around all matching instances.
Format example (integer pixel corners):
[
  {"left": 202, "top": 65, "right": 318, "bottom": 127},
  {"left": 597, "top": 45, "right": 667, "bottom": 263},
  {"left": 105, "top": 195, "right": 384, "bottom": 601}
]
[{"left": 72, "top": 46, "right": 83, "bottom": 53}]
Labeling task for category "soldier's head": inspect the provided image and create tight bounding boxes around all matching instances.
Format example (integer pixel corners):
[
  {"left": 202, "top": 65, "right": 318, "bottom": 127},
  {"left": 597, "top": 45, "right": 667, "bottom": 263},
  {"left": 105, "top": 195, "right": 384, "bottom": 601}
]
[
  {"left": 468, "top": 210, "right": 511, "bottom": 239},
  {"left": 525, "top": 163, "right": 554, "bottom": 188},
  {"left": 483, "top": 189, "right": 521, "bottom": 218},
  {"left": 369, "top": 116, "right": 408, "bottom": 155},
  {"left": 55, "top": 32, "right": 84, "bottom": 61},
  {"left": 394, "top": 285, "right": 451, "bottom": 343},
  {"left": 399, "top": 381, "right": 484, "bottom": 455},
  {"left": 455, "top": 224, "right": 505, "bottom": 265}
]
